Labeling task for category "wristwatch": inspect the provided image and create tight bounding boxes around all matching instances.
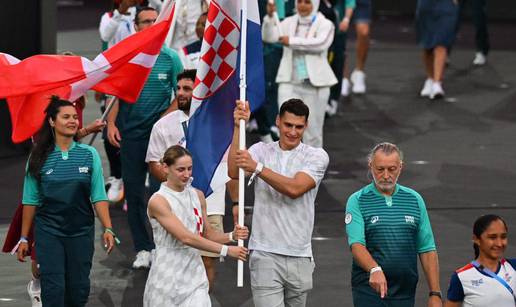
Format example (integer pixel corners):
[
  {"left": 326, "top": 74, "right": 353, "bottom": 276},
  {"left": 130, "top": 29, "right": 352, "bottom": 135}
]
[{"left": 429, "top": 291, "right": 442, "bottom": 298}]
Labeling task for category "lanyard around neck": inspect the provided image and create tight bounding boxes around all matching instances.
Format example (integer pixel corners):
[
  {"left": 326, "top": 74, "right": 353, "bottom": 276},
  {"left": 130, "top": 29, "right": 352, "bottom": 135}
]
[
  {"left": 296, "top": 15, "right": 317, "bottom": 37},
  {"left": 471, "top": 260, "right": 516, "bottom": 302}
]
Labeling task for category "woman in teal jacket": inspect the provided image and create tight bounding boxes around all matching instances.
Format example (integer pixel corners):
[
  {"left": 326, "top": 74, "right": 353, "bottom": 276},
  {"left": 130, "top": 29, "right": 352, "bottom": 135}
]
[{"left": 17, "top": 96, "right": 116, "bottom": 307}]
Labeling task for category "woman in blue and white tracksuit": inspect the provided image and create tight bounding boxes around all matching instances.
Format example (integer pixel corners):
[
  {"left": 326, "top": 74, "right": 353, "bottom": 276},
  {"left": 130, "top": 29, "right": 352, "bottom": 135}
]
[{"left": 445, "top": 214, "right": 516, "bottom": 307}]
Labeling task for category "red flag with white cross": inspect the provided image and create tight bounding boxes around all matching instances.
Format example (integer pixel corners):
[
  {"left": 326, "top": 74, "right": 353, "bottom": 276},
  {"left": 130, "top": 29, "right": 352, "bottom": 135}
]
[{"left": 0, "top": 1, "right": 175, "bottom": 143}]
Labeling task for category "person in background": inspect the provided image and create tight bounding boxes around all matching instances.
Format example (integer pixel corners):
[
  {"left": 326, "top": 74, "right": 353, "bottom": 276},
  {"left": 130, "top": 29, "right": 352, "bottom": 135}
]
[
  {"left": 319, "top": 0, "right": 355, "bottom": 116},
  {"left": 416, "top": 0, "right": 459, "bottom": 100},
  {"left": 262, "top": 0, "right": 337, "bottom": 148},
  {"left": 98, "top": 0, "right": 142, "bottom": 202},
  {"left": 455, "top": 0, "right": 490, "bottom": 66},
  {"left": 348, "top": 0, "right": 371, "bottom": 94},
  {"left": 166, "top": 0, "right": 209, "bottom": 50},
  {"left": 107, "top": 6, "right": 183, "bottom": 269},
  {"left": 178, "top": 13, "right": 207, "bottom": 69}
]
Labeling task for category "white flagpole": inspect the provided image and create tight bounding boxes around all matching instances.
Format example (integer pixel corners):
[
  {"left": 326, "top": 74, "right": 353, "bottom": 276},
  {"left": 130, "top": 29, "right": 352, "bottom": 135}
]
[
  {"left": 87, "top": 96, "right": 117, "bottom": 146},
  {"left": 237, "top": 0, "right": 248, "bottom": 288}
]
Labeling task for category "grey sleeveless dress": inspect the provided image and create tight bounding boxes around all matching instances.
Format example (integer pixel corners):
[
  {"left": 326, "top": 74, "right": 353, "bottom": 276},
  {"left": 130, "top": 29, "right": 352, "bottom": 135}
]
[{"left": 143, "top": 183, "right": 210, "bottom": 307}]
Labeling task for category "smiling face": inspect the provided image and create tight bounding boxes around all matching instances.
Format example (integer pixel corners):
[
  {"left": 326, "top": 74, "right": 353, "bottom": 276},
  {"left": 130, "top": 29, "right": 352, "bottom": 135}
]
[
  {"left": 474, "top": 219, "right": 508, "bottom": 261},
  {"left": 276, "top": 111, "right": 307, "bottom": 150},
  {"left": 369, "top": 150, "right": 402, "bottom": 195},
  {"left": 50, "top": 105, "right": 79, "bottom": 137},
  {"left": 176, "top": 78, "right": 194, "bottom": 113}
]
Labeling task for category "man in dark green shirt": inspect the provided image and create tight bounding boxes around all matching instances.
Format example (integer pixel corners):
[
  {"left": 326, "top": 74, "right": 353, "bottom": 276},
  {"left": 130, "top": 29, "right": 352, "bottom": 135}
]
[
  {"left": 106, "top": 6, "right": 183, "bottom": 269},
  {"left": 345, "top": 142, "right": 442, "bottom": 307}
]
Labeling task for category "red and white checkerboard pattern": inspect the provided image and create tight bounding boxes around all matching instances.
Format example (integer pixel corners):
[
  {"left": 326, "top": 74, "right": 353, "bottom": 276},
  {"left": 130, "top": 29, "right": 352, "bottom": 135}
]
[
  {"left": 193, "top": 207, "right": 203, "bottom": 235},
  {"left": 193, "top": 0, "right": 240, "bottom": 100}
]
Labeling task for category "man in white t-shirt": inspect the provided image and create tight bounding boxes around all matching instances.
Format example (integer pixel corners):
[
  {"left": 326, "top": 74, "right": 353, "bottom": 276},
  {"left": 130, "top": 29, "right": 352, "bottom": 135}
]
[
  {"left": 145, "top": 69, "right": 234, "bottom": 291},
  {"left": 228, "top": 98, "right": 329, "bottom": 307}
]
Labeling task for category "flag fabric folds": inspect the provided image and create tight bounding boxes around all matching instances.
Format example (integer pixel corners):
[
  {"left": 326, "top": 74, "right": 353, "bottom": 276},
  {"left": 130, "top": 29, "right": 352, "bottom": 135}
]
[
  {"left": 0, "top": 1, "right": 175, "bottom": 143},
  {"left": 187, "top": 0, "right": 265, "bottom": 196}
]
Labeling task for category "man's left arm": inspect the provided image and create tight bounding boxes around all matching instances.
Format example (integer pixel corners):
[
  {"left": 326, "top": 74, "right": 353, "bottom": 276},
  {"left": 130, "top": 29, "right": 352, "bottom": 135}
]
[
  {"left": 416, "top": 193, "right": 442, "bottom": 307},
  {"left": 420, "top": 251, "right": 442, "bottom": 307},
  {"left": 237, "top": 148, "right": 329, "bottom": 199}
]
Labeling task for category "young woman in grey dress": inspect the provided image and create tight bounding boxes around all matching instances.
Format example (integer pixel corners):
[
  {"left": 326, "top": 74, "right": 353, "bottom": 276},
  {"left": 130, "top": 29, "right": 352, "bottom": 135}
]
[
  {"left": 143, "top": 146, "right": 248, "bottom": 307},
  {"left": 416, "top": 0, "right": 459, "bottom": 100}
]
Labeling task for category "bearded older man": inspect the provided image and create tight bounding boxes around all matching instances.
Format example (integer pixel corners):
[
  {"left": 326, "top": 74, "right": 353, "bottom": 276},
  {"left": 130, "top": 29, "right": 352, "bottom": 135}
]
[{"left": 345, "top": 142, "right": 442, "bottom": 307}]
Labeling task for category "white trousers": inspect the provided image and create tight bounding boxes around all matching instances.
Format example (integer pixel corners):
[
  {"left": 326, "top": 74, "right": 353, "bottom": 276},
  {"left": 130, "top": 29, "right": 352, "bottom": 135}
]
[{"left": 278, "top": 82, "right": 330, "bottom": 148}]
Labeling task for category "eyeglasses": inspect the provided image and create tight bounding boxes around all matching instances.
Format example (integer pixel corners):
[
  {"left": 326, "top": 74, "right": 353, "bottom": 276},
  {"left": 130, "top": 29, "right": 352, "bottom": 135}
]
[{"left": 138, "top": 18, "right": 156, "bottom": 25}]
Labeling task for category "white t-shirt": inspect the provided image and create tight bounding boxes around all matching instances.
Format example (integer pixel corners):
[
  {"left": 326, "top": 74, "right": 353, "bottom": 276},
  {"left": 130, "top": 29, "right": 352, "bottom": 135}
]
[
  {"left": 248, "top": 141, "right": 329, "bottom": 257},
  {"left": 99, "top": 7, "right": 136, "bottom": 48},
  {"left": 168, "top": 0, "right": 204, "bottom": 50},
  {"left": 447, "top": 259, "right": 516, "bottom": 307},
  {"left": 145, "top": 110, "right": 227, "bottom": 215}
]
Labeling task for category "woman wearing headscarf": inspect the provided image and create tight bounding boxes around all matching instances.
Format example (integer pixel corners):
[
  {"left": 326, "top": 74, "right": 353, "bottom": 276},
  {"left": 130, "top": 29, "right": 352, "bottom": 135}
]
[{"left": 262, "top": 0, "right": 337, "bottom": 148}]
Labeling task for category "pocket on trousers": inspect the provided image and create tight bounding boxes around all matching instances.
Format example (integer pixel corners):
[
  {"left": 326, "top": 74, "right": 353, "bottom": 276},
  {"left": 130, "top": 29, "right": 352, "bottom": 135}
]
[
  {"left": 249, "top": 252, "right": 275, "bottom": 289},
  {"left": 297, "top": 258, "right": 315, "bottom": 291}
]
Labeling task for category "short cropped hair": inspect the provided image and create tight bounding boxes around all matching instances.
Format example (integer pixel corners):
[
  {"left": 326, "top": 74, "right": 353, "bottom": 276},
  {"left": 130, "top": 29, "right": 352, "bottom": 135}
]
[
  {"left": 279, "top": 98, "right": 309, "bottom": 121},
  {"left": 177, "top": 69, "right": 197, "bottom": 83},
  {"left": 135, "top": 6, "right": 157, "bottom": 24}
]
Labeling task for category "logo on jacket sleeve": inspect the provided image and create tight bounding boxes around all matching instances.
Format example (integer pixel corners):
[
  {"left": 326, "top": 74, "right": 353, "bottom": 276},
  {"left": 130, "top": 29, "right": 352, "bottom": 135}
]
[
  {"left": 78, "top": 167, "right": 89, "bottom": 174},
  {"left": 345, "top": 213, "right": 353, "bottom": 224}
]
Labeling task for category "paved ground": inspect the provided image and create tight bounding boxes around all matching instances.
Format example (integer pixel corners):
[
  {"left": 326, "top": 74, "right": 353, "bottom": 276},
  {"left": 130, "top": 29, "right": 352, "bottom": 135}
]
[{"left": 0, "top": 10, "right": 515, "bottom": 307}]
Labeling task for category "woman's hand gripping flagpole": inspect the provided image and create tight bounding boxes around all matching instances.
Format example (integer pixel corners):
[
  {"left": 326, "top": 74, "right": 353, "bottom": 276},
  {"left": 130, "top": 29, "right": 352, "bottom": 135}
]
[
  {"left": 88, "top": 96, "right": 116, "bottom": 145},
  {"left": 237, "top": 0, "right": 248, "bottom": 288}
]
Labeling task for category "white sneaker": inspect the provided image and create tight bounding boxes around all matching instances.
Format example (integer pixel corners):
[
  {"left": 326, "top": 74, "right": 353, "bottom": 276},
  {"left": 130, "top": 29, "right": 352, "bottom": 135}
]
[
  {"left": 472, "top": 52, "right": 486, "bottom": 66},
  {"left": 27, "top": 279, "right": 42, "bottom": 307},
  {"left": 326, "top": 99, "right": 338, "bottom": 117},
  {"left": 340, "top": 78, "right": 350, "bottom": 97},
  {"left": 107, "top": 178, "right": 123, "bottom": 202},
  {"left": 430, "top": 82, "right": 445, "bottom": 100},
  {"left": 351, "top": 70, "right": 366, "bottom": 94},
  {"left": 132, "top": 250, "right": 151, "bottom": 269},
  {"left": 260, "top": 134, "right": 274, "bottom": 143},
  {"left": 420, "top": 78, "right": 433, "bottom": 97}
]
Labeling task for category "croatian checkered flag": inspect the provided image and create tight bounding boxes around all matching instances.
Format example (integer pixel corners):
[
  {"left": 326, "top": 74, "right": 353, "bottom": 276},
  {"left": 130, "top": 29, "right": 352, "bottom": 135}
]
[{"left": 187, "top": 0, "right": 264, "bottom": 198}]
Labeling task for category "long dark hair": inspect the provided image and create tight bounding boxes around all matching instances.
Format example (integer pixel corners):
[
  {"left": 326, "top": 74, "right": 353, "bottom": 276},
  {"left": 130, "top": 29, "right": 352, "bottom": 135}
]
[
  {"left": 473, "top": 214, "right": 508, "bottom": 259},
  {"left": 28, "top": 96, "right": 75, "bottom": 180}
]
